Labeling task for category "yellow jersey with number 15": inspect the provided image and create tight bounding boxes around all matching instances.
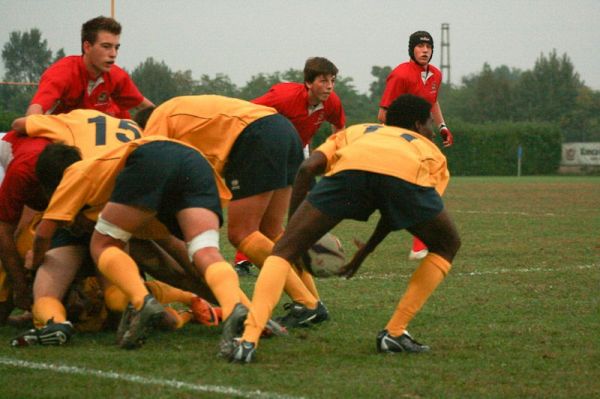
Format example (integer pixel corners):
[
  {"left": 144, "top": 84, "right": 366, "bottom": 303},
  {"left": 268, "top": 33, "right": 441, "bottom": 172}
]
[{"left": 24, "top": 109, "right": 143, "bottom": 158}]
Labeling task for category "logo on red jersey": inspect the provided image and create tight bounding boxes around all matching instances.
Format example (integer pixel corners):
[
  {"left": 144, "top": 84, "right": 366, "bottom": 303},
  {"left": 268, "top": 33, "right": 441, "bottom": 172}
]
[{"left": 97, "top": 92, "right": 109, "bottom": 104}]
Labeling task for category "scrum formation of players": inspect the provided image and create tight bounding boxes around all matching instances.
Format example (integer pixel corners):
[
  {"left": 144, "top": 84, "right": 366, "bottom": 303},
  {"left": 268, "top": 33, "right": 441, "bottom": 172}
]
[{"left": 0, "top": 16, "right": 459, "bottom": 363}]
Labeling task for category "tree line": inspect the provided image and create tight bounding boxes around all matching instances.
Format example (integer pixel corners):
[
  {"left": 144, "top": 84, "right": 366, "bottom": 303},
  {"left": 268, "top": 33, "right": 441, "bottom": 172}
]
[{"left": 1, "top": 28, "right": 599, "bottom": 144}]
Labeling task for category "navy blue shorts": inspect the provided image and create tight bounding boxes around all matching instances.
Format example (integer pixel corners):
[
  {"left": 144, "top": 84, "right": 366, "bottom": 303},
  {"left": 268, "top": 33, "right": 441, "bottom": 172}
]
[
  {"left": 110, "top": 141, "right": 223, "bottom": 239},
  {"left": 223, "top": 114, "right": 303, "bottom": 200},
  {"left": 307, "top": 170, "right": 444, "bottom": 230}
]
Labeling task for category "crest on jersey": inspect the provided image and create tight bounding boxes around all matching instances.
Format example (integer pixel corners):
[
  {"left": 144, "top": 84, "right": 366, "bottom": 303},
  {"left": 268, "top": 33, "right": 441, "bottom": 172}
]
[{"left": 97, "top": 92, "right": 109, "bottom": 104}]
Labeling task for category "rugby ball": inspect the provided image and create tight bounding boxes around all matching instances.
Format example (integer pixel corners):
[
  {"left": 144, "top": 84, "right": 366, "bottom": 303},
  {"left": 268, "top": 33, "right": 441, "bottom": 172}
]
[{"left": 303, "top": 233, "right": 345, "bottom": 278}]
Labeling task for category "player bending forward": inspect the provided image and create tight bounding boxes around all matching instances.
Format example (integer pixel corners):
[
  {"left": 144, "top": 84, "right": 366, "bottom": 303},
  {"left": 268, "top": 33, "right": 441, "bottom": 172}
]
[{"left": 228, "top": 94, "right": 461, "bottom": 363}]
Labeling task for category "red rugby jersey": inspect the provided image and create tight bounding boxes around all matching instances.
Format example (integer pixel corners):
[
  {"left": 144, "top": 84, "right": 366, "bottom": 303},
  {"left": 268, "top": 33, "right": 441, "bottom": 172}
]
[
  {"left": 379, "top": 61, "right": 442, "bottom": 108},
  {"left": 0, "top": 132, "right": 51, "bottom": 223},
  {"left": 252, "top": 82, "right": 345, "bottom": 146},
  {"left": 30, "top": 55, "right": 144, "bottom": 118}
]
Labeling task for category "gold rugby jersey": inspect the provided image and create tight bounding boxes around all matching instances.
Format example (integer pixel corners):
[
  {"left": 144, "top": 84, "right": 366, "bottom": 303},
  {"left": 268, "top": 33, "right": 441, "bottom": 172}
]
[
  {"left": 143, "top": 95, "right": 277, "bottom": 174},
  {"left": 25, "top": 109, "right": 143, "bottom": 158},
  {"left": 315, "top": 123, "right": 449, "bottom": 194},
  {"left": 42, "top": 136, "right": 230, "bottom": 233}
]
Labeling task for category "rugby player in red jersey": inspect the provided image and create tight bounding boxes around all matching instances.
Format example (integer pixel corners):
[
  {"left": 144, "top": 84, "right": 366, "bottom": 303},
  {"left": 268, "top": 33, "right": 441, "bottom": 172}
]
[{"left": 379, "top": 31, "right": 454, "bottom": 261}]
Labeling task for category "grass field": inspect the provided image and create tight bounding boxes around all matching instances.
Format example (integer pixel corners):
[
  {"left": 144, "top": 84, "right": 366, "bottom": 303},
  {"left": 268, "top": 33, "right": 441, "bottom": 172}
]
[{"left": 1, "top": 176, "right": 599, "bottom": 398}]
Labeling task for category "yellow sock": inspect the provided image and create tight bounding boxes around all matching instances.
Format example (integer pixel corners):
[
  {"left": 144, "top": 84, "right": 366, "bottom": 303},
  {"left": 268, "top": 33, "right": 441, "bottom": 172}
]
[
  {"left": 204, "top": 261, "right": 240, "bottom": 320},
  {"left": 238, "top": 231, "right": 273, "bottom": 266},
  {"left": 298, "top": 269, "right": 320, "bottom": 300},
  {"left": 103, "top": 284, "right": 129, "bottom": 312},
  {"left": 386, "top": 253, "right": 451, "bottom": 336},
  {"left": 238, "top": 289, "right": 251, "bottom": 308},
  {"left": 32, "top": 296, "right": 67, "bottom": 328},
  {"left": 97, "top": 247, "right": 149, "bottom": 310},
  {"left": 145, "top": 280, "right": 196, "bottom": 305},
  {"left": 242, "top": 255, "right": 291, "bottom": 345},
  {"left": 239, "top": 231, "right": 318, "bottom": 308},
  {"left": 271, "top": 231, "right": 322, "bottom": 300}
]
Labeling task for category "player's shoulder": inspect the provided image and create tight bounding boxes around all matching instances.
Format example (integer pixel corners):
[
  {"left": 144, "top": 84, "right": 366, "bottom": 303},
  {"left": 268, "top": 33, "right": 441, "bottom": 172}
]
[
  {"left": 59, "top": 109, "right": 120, "bottom": 126},
  {"left": 428, "top": 63, "right": 442, "bottom": 73},
  {"left": 67, "top": 108, "right": 111, "bottom": 118},
  {"left": 392, "top": 61, "right": 413, "bottom": 72},
  {"left": 108, "top": 64, "right": 131, "bottom": 80},
  {"left": 274, "top": 81, "right": 303, "bottom": 89},
  {"left": 271, "top": 82, "right": 304, "bottom": 94},
  {"left": 344, "top": 123, "right": 382, "bottom": 138},
  {"left": 256, "top": 83, "right": 304, "bottom": 108},
  {"left": 326, "top": 90, "right": 343, "bottom": 105},
  {"left": 39, "top": 55, "right": 81, "bottom": 79},
  {"left": 387, "top": 61, "right": 414, "bottom": 81},
  {"left": 47, "top": 55, "right": 80, "bottom": 68}
]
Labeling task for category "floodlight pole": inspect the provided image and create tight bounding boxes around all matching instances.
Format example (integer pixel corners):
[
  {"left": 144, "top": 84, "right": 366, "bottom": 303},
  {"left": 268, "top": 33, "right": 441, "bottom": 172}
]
[
  {"left": 111, "top": 0, "right": 115, "bottom": 18},
  {"left": 517, "top": 145, "right": 523, "bottom": 177},
  {"left": 440, "top": 23, "right": 451, "bottom": 85}
]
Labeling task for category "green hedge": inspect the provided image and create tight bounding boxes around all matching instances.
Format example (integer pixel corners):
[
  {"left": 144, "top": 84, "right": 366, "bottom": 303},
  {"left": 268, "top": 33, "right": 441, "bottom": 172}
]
[
  {"left": 441, "top": 121, "right": 562, "bottom": 175},
  {"left": 0, "top": 111, "right": 19, "bottom": 132}
]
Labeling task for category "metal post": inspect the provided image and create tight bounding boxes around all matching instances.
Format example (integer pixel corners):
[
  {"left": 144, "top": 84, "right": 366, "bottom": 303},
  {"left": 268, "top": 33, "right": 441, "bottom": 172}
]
[
  {"left": 517, "top": 145, "right": 523, "bottom": 177},
  {"left": 440, "top": 23, "right": 451, "bottom": 85}
]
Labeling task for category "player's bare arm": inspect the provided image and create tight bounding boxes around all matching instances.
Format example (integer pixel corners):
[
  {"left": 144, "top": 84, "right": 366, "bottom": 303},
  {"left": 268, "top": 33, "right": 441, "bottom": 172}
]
[
  {"left": 130, "top": 97, "right": 155, "bottom": 114},
  {"left": 11, "top": 117, "right": 27, "bottom": 133},
  {"left": 377, "top": 107, "right": 387, "bottom": 124},
  {"left": 29, "top": 219, "right": 63, "bottom": 270},
  {"left": 0, "top": 220, "right": 31, "bottom": 309},
  {"left": 24, "top": 103, "right": 44, "bottom": 116},
  {"left": 153, "top": 235, "right": 199, "bottom": 278},
  {"left": 339, "top": 218, "right": 392, "bottom": 279},
  {"left": 431, "top": 102, "right": 453, "bottom": 147},
  {"left": 289, "top": 151, "right": 327, "bottom": 218}
]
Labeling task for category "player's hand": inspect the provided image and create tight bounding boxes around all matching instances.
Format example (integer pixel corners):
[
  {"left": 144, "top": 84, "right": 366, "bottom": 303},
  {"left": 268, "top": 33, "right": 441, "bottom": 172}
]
[
  {"left": 292, "top": 252, "right": 311, "bottom": 274},
  {"left": 439, "top": 124, "right": 453, "bottom": 147},
  {"left": 24, "top": 250, "right": 34, "bottom": 270},
  {"left": 338, "top": 238, "right": 366, "bottom": 279}
]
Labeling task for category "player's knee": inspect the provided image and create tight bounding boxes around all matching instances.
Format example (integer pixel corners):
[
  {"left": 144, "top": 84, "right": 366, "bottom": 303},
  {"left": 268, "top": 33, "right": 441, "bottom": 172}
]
[
  {"left": 425, "top": 229, "right": 460, "bottom": 261},
  {"left": 227, "top": 228, "right": 248, "bottom": 248},
  {"left": 446, "top": 228, "right": 461, "bottom": 256},
  {"left": 187, "top": 230, "right": 220, "bottom": 263}
]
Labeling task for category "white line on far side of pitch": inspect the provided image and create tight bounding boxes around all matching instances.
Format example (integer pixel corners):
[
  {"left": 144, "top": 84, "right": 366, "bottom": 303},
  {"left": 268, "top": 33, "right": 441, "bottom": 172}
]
[
  {"left": 453, "top": 209, "right": 559, "bottom": 217},
  {"left": 351, "top": 263, "right": 599, "bottom": 281},
  {"left": 0, "top": 357, "right": 305, "bottom": 399}
]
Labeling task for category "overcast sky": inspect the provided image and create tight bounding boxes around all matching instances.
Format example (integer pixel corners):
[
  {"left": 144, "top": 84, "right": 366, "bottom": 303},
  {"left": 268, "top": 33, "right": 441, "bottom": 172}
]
[{"left": 1, "top": 0, "right": 599, "bottom": 95}]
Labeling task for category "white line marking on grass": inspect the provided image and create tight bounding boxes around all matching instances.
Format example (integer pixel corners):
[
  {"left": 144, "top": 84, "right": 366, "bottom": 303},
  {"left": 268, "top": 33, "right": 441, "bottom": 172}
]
[
  {"left": 352, "top": 263, "right": 599, "bottom": 281},
  {"left": 458, "top": 263, "right": 599, "bottom": 276},
  {"left": 453, "top": 209, "right": 558, "bottom": 217},
  {"left": 0, "top": 357, "right": 305, "bottom": 399}
]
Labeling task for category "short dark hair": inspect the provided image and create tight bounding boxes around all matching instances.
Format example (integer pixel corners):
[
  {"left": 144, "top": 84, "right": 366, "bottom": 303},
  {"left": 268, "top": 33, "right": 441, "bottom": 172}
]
[
  {"left": 81, "top": 16, "right": 121, "bottom": 51},
  {"left": 133, "top": 106, "right": 156, "bottom": 129},
  {"left": 36, "top": 143, "right": 82, "bottom": 197},
  {"left": 385, "top": 94, "right": 432, "bottom": 130},
  {"left": 303, "top": 57, "right": 338, "bottom": 83}
]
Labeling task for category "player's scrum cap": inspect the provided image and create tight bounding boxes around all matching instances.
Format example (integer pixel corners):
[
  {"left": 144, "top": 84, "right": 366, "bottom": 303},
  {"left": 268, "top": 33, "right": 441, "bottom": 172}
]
[{"left": 408, "top": 31, "right": 434, "bottom": 62}]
